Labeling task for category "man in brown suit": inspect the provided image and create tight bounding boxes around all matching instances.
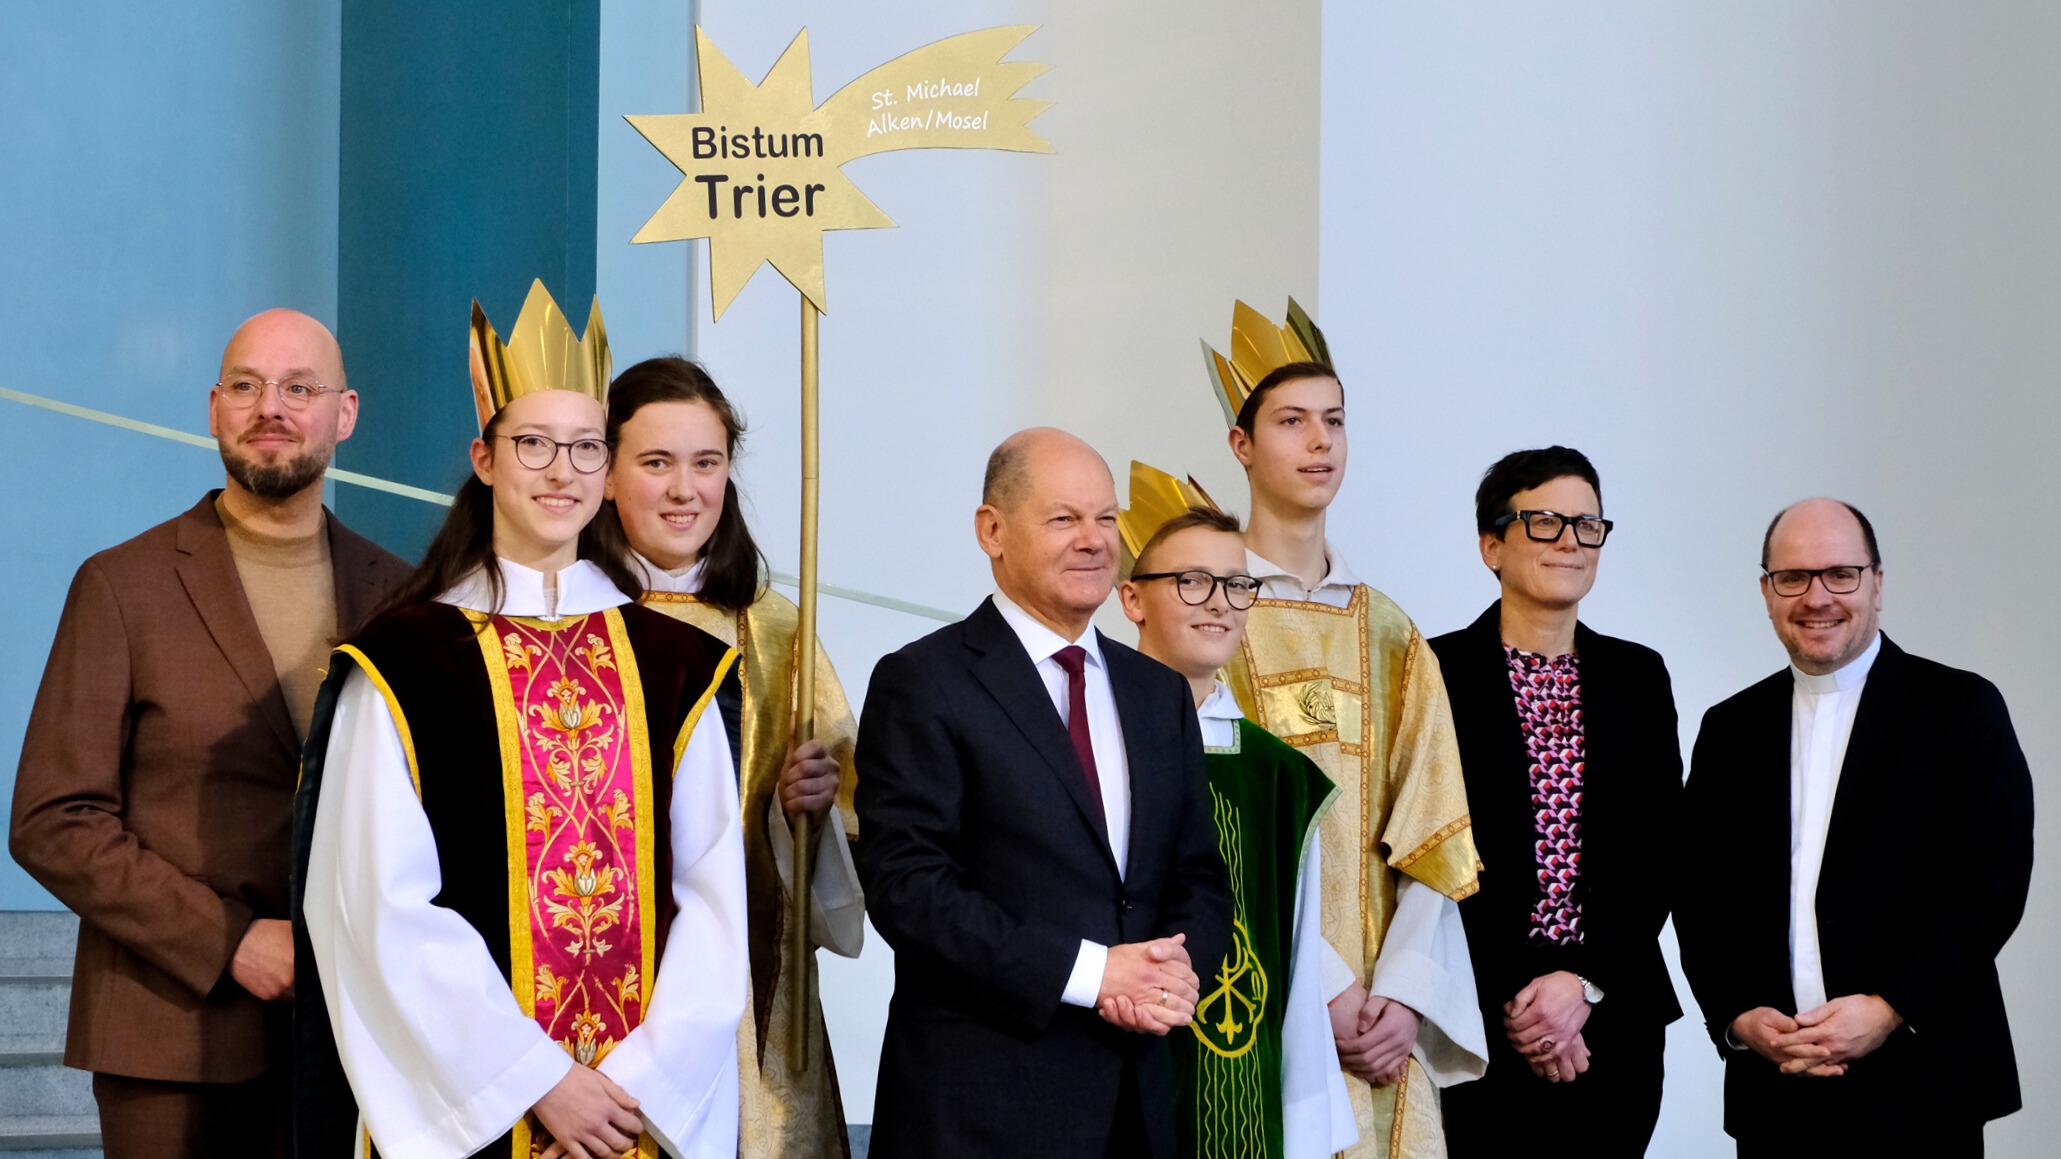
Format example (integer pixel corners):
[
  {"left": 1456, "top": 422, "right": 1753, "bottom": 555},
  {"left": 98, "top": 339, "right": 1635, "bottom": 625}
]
[{"left": 10, "top": 309, "right": 411, "bottom": 1158}]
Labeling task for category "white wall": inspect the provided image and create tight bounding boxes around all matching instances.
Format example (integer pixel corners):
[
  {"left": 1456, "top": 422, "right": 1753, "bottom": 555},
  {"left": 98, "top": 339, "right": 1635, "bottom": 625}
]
[
  {"left": 601, "top": 1, "right": 2058, "bottom": 1148},
  {"left": 602, "top": 0, "right": 1321, "bottom": 1123},
  {"left": 1318, "top": 4, "right": 2060, "bottom": 1155}
]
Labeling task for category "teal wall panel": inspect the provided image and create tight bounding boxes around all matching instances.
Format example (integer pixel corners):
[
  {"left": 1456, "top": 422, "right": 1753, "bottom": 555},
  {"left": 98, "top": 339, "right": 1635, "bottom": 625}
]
[{"left": 334, "top": 0, "right": 602, "bottom": 555}]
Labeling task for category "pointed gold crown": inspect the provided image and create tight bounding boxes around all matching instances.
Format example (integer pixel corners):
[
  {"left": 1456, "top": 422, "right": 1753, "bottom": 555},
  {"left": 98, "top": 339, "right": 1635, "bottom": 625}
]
[
  {"left": 1118, "top": 460, "right": 1224, "bottom": 579},
  {"left": 1200, "top": 297, "right": 1332, "bottom": 426},
  {"left": 468, "top": 279, "right": 612, "bottom": 430}
]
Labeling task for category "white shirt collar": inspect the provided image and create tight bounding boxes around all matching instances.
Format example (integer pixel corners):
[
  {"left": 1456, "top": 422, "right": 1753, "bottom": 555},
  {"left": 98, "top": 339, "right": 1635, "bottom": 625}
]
[
  {"left": 1197, "top": 679, "right": 1244, "bottom": 722},
  {"left": 630, "top": 549, "right": 706, "bottom": 595},
  {"left": 438, "top": 557, "right": 632, "bottom": 620},
  {"left": 1245, "top": 542, "right": 1358, "bottom": 592},
  {"left": 991, "top": 588, "right": 1105, "bottom": 669},
  {"left": 1791, "top": 630, "right": 1882, "bottom": 695}
]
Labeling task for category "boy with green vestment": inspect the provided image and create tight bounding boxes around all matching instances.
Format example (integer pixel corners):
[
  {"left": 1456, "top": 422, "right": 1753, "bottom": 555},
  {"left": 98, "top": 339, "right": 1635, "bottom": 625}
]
[{"left": 1116, "top": 473, "right": 1357, "bottom": 1158}]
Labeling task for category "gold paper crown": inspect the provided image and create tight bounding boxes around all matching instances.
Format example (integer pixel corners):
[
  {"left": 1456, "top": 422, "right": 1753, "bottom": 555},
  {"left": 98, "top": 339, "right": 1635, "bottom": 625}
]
[
  {"left": 468, "top": 279, "right": 612, "bottom": 430},
  {"left": 1117, "top": 460, "right": 1224, "bottom": 579},
  {"left": 1200, "top": 297, "right": 1332, "bottom": 426}
]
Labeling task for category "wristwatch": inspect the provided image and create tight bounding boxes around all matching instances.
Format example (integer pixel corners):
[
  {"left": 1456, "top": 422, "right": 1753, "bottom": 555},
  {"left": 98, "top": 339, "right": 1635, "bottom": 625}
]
[{"left": 1576, "top": 974, "right": 1605, "bottom": 1005}]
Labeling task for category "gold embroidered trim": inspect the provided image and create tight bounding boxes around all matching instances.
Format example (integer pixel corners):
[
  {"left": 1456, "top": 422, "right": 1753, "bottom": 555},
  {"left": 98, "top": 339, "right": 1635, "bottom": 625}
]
[
  {"left": 1251, "top": 594, "right": 1356, "bottom": 616},
  {"left": 638, "top": 590, "right": 704, "bottom": 608},
  {"left": 471, "top": 613, "right": 536, "bottom": 1026},
  {"left": 674, "top": 647, "right": 743, "bottom": 776},
  {"left": 605, "top": 607, "right": 660, "bottom": 1010},
  {"left": 1392, "top": 815, "right": 1483, "bottom": 901},
  {"left": 1389, "top": 1060, "right": 1410, "bottom": 1156},
  {"left": 1252, "top": 666, "right": 1331, "bottom": 688},
  {"left": 334, "top": 645, "right": 421, "bottom": 798},
  {"left": 1391, "top": 814, "right": 1473, "bottom": 870}
]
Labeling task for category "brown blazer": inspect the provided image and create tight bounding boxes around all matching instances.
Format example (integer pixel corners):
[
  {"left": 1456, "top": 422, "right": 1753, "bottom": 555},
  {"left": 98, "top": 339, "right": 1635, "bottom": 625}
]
[{"left": 10, "top": 491, "right": 410, "bottom": 1082}]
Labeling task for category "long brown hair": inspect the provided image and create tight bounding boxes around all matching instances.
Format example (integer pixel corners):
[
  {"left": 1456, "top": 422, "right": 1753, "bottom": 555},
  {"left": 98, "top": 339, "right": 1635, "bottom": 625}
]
[
  {"left": 378, "top": 407, "right": 648, "bottom": 623},
  {"left": 583, "top": 356, "right": 767, "bottom": 613}
]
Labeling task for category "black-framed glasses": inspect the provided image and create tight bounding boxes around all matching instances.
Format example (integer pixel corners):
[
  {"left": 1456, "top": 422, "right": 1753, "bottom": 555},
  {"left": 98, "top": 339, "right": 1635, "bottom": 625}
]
[
  {"left": 1763, "top": 564, "right": 1872, "bottom": 597},
  {"left": 1131, "top": 570, "right": 1262, "bottom": 610},
  {"left": 1493, "top": 509, "right": 1614, "bottom": 547},
  {"left": 495, "top": 433, "right": 609, "bottom": 474},
  {"left": 215, "top": 377, "right": 340, "bottom": 411}
]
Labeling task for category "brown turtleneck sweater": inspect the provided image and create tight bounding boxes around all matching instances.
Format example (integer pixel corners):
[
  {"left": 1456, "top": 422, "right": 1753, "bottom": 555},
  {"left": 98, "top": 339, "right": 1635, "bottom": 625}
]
[{"left": 215, "top": 496, "right": 337, "bottom": 739}]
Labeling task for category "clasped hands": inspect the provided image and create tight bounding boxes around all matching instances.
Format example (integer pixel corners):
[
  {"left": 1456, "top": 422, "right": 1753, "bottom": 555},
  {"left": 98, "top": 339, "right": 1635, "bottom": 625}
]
[
  {"left": 1504, "top": 971, "right": 1591, "bottom": 1083},
  {"left": 1730, "top": 994, "right": 1902, "bottom": 1078},
  {"left": 532, "top": 1064, "right": 642, "bottom": 1159},
  {"left": 1095, "top": 934, "right": 1201, "bottom": 1035},
  {"left": 1330, "top": 986, "right": 1421, "bottom": 1088}
]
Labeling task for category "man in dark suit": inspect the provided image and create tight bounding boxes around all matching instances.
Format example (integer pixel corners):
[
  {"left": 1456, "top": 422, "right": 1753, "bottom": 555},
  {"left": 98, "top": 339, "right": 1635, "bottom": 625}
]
[
  {"left": 856, "top": 427, "right": 1232, "bottom": 1159},
  {"left": 11, "top": 309, "right": 410, "bottom": 1158},
  {"left": 1676, "top": 498, "right": 2033, "bottom": 1157},
  {"left": 1429, "top": 446, "right": 1681, "bottom": 1157}
]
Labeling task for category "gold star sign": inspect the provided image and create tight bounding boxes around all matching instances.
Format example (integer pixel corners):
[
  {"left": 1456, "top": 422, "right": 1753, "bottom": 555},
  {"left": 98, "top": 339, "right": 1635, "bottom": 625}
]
[{"left": 627, "top": 26, "right": 1052, "bottom": 319}]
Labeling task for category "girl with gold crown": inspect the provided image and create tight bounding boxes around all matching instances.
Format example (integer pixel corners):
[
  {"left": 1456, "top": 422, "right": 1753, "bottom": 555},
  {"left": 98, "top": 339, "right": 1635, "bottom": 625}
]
[
  {"left": 582, "top": 355, "right": 863, "bottom": 1159},
  {"left": 293, "top": 282, "right": 748, "bottom": 1159},
  {"left": 1204, "top": 301, "right": 1487, "bottom": 1158}
]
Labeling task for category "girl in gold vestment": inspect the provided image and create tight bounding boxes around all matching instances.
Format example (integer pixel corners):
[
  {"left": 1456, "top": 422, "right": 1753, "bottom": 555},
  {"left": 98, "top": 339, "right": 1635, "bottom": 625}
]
[{"left": 586, "top": 356, "right": 863, "bottom": 1158}]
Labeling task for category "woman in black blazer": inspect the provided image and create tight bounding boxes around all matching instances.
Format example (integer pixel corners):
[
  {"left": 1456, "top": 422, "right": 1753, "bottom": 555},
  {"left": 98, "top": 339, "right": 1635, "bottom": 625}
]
[{"left": 1430, "top": 446, "right": 1682, "bottom": 1157}]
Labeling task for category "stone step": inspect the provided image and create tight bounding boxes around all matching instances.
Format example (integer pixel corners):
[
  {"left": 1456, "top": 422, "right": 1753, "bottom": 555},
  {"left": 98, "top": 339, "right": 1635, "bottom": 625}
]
[
  {"left": 0, "top": 916, "right": 77, "bottom": 968},
  {"left": 0, "top": 1054, "right": 91, "bottom": 1120},
  {"left": 0, "top": 1114, "right": 97, "bottom": 1152},
  {"left": 0, "top": 981, "right": 67, "bottom": 1052}
]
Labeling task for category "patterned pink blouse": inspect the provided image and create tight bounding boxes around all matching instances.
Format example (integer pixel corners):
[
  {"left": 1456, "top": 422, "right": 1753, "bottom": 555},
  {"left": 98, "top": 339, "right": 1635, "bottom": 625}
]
[{"left": 1506, "top": 645, "right": 1585, "bottom": 945}]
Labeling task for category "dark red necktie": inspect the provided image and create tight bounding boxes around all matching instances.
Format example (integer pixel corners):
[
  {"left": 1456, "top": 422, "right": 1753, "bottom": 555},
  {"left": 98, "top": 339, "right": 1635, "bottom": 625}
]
[{"left": 1053, "top": 645, "right": 1107, "bottom": 830}]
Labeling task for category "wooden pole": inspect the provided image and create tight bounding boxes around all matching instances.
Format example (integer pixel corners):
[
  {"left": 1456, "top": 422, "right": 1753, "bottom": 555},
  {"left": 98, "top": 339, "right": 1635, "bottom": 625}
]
[{"left": 789, "top": 296, "right": 820, "bottom": 1072}]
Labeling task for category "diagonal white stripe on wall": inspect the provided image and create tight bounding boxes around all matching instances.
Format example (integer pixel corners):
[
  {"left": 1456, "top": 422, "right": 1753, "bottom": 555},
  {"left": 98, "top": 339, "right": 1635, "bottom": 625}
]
[{"left": 0, "top": 385, "right": 955, "bottom": 623}]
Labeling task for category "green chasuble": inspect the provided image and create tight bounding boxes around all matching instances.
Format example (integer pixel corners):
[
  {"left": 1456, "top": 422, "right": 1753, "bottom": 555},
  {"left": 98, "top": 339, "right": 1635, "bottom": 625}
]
[{"left": 1175, "top": 718, "right": 1337, "bottom": 1158}]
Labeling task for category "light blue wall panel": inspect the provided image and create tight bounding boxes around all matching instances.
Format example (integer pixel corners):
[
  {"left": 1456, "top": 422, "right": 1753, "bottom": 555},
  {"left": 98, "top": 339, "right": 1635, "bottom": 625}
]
[{"left": 0, "top": 4, "right": 343, "bottom": 909}]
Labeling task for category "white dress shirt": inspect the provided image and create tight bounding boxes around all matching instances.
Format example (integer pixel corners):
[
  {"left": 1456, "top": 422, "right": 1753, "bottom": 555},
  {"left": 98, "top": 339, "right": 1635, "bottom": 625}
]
[
  {"left": 305, "top": 558, "right": 747, "bottom": 1159},
  {"left": 1246, "top": 544, "right": 1358, "bottom": 609},
  {"left": 1788, "top": 630, "right": 1881, "bottom": 1013},
  {"left": 990, "top": 589, "right": 1133, "bottom": 1009}
]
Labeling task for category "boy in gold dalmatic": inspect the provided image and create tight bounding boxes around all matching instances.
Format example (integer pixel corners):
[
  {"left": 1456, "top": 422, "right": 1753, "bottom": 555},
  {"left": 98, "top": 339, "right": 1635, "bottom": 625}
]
[{"left": 1205, "top": 301, "right": 1486, "bottom": 1157}]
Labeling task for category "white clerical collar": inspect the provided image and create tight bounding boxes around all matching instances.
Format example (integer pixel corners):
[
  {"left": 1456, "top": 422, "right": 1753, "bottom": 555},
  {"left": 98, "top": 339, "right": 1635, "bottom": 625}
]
[
  {"left": 630, "top": 549, "right": 705, "bottom": 595},
  {"left": 992, "top": 588, "right": 1105, "bottom": 669},
  {"left": 439, "top": 557, "right": 631, "bottom": 620},
  {"left": 1197, "top": 679, "right": 1244, "bottom": 723},
  {"left": 1246, "top": 542, "right": 1357, "bottom": 593},
  {"left": 1791, "top": 631, "right": 1881, "bottom": 695}
]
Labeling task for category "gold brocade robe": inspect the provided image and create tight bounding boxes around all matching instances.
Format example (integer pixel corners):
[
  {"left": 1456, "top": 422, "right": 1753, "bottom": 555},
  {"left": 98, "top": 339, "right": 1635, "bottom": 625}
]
[
  {"left": 641, "top": 589, "right": 861, "bottom": 1159},
  {"left": 1226, "top": 585, "right": 1480, "bottom": 1159}
]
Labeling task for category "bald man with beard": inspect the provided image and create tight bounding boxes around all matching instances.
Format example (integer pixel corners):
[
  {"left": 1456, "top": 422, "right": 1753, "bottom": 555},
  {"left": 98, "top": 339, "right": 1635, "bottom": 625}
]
[{"left": 11, "top": 310, "right": 410, "bottom": 1158}]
